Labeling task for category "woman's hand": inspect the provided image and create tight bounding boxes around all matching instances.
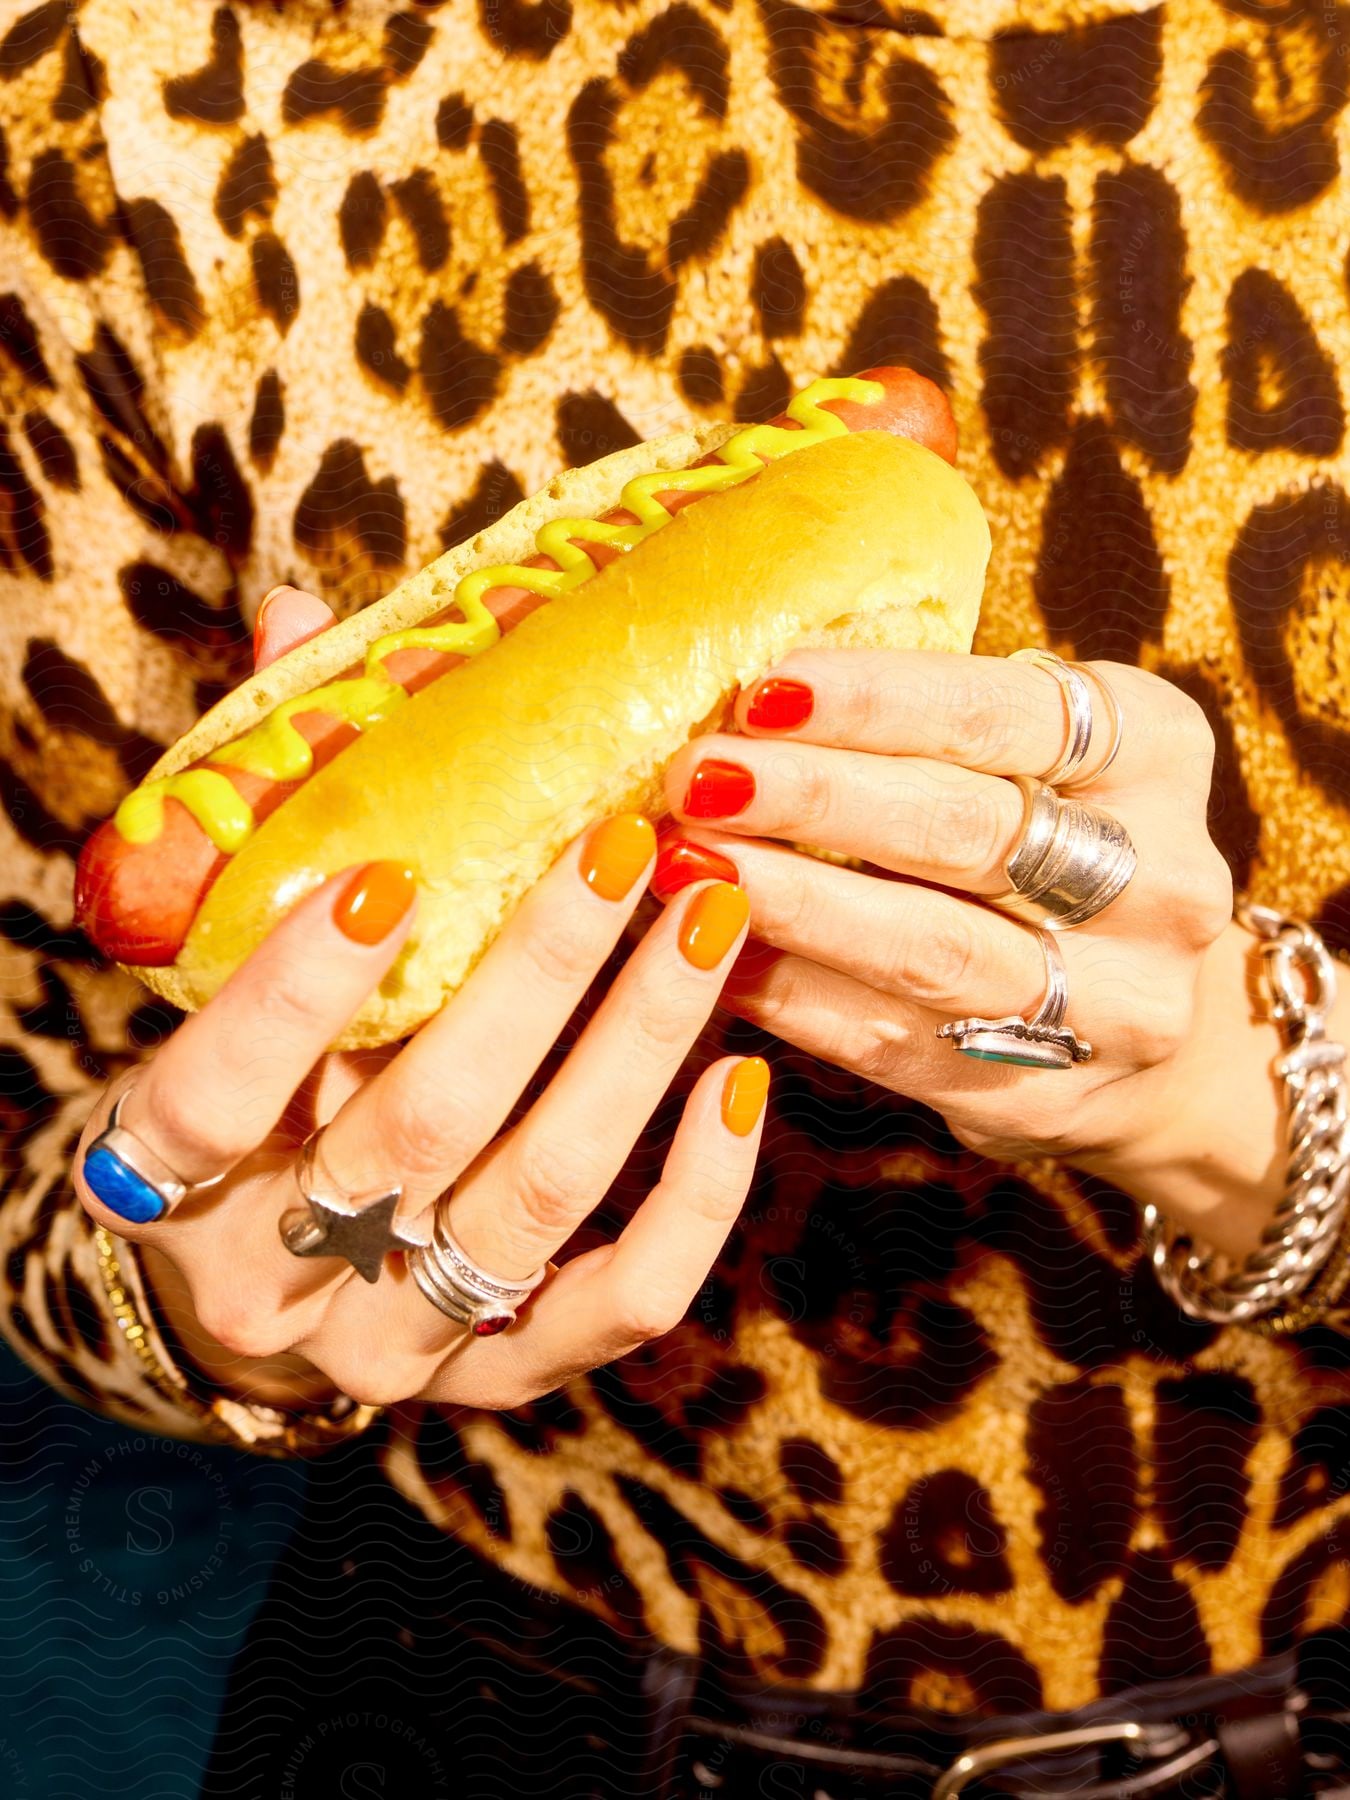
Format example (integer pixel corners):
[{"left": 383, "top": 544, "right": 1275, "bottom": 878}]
[
  {"left": 654, "top": 649, "right": 1266, "bottom": 1252},
  {"left": 73, "top": 589, "right": 765, "bottom": 1412}
]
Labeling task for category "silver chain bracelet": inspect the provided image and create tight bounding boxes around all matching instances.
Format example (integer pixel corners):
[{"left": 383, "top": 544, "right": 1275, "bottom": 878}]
[{"left": 1141, "top": 899, "right": 1350, "bottom": 1326}]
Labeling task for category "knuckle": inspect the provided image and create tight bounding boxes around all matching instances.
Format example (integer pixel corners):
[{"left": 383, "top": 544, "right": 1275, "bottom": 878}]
[
  {"left": 375, "top": 1078, "right": 478, "bottom": 1183},
  {"left": 610, "top": 1287, "right": 687, "bottom": 1344},
  {"left": 769, "top": 750, "right": 834, "bottom": 833},
  {"left": 249, "top": 965, "right": 334, "bottom": 1042},
  {"left": 766, "top": 861, "right": 820, "bottom": 944},
  {"left": 835, "top": 656, "right": 891, "bottom": 739},
  {"left": 630, "top": 975, "right": 711, "bottom": 1056},
  {"left": 740, "top": 970, "right": 792, "bottom": 1032},
  {"left": 1190, "top": 852, "right": 1235, "bottom": 945},
  {"left": 193, "top": 1290, "right": 293, "bottom": 1362},
  {"left": 1170, "top": 691, "right": 1216, "bottom": 753},
  {"left": 315, "top": 1352, "right": 419, "bottom": 1410},
  {"left": 143, "top": 1082, "right": 251, "bottom": 1169},
  {"left": 510, "top": 1136, "right": 596, "bottom": 1236},
  {"left": 890, "top": 905, "right": 981, "bottom": 1002},
  {"left": 942, "top": 671, "right": 1021, "bottom": 765},
  {"left": 921, "top": 781, "right": 1005, "bottom": 876},
  {"left": 846, "top": 1017, "right": 909, "bottom": 1089},
  {"left": 1130, "top": 991, "right": 1194, "bottom": 1065},
  {"left": 519, "top": 914, "right": 601, "bottom": 989}
]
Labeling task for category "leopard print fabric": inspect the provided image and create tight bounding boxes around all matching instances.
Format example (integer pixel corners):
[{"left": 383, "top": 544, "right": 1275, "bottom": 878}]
[{"left": 5, "top": 0, "right": 1350, "bottom": 1716}]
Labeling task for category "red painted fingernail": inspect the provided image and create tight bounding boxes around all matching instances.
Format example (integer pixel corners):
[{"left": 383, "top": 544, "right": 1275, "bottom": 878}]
[
  {"left": 651, "top": 837, "right": 739, "bottom": 902},
  {"left": 683, "top": 758, "right": 755, "bottom": 820},
  {"left": 746, "top": 677, "right": 813, "bottom": 732}
]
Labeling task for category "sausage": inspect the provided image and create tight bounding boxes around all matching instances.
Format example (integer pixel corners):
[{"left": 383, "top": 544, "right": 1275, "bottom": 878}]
[{"left": 76, "top": 368, "right": 957, "bottom": 966}]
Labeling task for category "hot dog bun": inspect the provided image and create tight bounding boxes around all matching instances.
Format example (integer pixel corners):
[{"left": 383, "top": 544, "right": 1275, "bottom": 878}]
[
  {"left": 145, "top": 418, "right": 740, "bottom": 797},
  {"left": 140, "top": 427, "right": 987, "bottom": 1047}
]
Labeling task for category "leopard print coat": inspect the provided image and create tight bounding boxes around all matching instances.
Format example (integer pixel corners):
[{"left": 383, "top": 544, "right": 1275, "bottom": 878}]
[{"left": 4, "top": 0, "right": 1350, "bottom": 1719}]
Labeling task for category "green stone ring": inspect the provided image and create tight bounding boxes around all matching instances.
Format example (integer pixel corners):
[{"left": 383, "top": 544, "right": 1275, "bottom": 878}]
[{"left": 937, "top": 925, "right": 1092, "bottom": 1072}]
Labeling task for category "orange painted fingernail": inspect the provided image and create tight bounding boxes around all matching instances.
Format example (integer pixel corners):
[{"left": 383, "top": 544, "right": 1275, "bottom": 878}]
[
  {"left": 334, "top": 862, "right": 416, "bottom": 944},
  {"left": 580, "top": 813, "right": 656, "bottom": 902},
  {"left": 721, "top": 1056, "right": 770, "bottom": 1136},
  {"left": 678, "top": 881, "right": 750, "bottom": 970}
]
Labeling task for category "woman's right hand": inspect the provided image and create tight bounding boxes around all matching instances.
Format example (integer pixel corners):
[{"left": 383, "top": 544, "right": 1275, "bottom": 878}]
[{"left": 72, "top": 590, "right": 766, "bottom": 1413}]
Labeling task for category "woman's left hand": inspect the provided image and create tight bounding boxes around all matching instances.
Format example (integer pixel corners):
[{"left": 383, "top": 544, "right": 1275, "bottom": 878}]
[{"left": 658, "top": 649, "right": 1250, "bottom": 1242}]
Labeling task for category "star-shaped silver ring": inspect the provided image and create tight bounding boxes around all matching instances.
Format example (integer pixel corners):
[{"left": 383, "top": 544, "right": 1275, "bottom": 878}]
[{"left": 278, "top": 1131, "right": 422, "bottom": 1284}]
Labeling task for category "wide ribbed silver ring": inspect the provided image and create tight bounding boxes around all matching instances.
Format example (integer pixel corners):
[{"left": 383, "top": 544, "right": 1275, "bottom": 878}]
[
  {"left": 991, "top": 776, "right": 1137, "bottom": 930},
  {"left": 408, "top": 1199, "right": 548, "bottom": 1338}
]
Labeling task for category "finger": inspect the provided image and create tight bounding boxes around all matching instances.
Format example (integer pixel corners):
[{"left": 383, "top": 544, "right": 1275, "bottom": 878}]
[
  {"left": 418, "top": 1054, "right": 768, "bottom": 1403},
  {"left": 732, "top": 650, "right": 1186, "bottom": 791},
  {"left": 309, "top": 814, "right": 657, "bottom": 1212},
  {"left": 75, "top": 862, "right": 417, "bottom": 1231},
  {"left": 450, "top": 878, "right": 751, "bottom": 1282},
  {"left": 719, "top": 942, "right": 975, "bottom": 1099},
  {"left": 323, "top": 876, "right": 752, "bottom": 1374},
  {"left": 253, "top": 585, "right": 335, "bottom": 670},
  {"left": 653, "top": 830, "right": 1047, "bottom": 1017},
  {"left": 664, "top": 736, "right": 1032, "bottom": 894}
]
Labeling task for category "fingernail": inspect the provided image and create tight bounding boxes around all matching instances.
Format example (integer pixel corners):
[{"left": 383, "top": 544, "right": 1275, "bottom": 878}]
[
  {"left": 746, "top": 678, "right": 813, "bottom": 732},
  {"left": 580, "top": 813, "right": 656, "bottom": 901},
  {"left": 679, "top": 881, "right": 750, "bottom": 970},
  {"left": 334, "top": 862, "right": 416, "bottom": 944},
  {"left": 652, "top": 837, "right": 739, "bottom": 903},
  {"left": 252, "top": 585, "right": 288, "bottom": 660},
  {"left": 683, "top": 758, "right": 755, "bottom": 820},
  {"left": 721, "top": 1056, "right": 770, "bottom": 1136}
]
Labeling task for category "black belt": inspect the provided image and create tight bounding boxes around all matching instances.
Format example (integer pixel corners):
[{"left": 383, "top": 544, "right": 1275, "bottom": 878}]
[
  {"left": 446, "top": 1564, "right": 1350, "bottom": 1800},
  {"left": 661, "top": 1664, "right": 1350, "bottom": 1798}
]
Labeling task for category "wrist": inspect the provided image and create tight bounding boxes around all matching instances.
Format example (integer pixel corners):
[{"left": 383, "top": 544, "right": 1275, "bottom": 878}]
[{"left": 1076, "top": 919, "right": 1302, "bottom": 1259}]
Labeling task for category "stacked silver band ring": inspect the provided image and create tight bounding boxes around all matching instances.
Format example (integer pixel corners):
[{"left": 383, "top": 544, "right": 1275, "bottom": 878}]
[
  {"left": 408, "top": 1200, "right": 547, "bottom": 1337},
  {"left": 991, "top": 775, "right": 1137, "bottom": 930},
  {"left": 1010, "top": 649, "right": 1095, "bottom": 785},
  {"left": 1011, "top": 647, "right": 1126, "bottom": 788}
]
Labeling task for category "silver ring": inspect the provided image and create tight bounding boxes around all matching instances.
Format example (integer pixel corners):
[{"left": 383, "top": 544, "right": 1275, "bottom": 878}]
[
  {"left": 1067, "top": 661, "right": 1125, "bottom": 786},
  {"left": 991, "top": 776, "right": 1137, "bottom": 930},
  {"left": 82, "top": 1085, "right": 226, "bottom": 1225},
  {"left": 278, "top": 1127, "right": 419, "bottom": 1284},
  {"left": 937, "top": 925, "right": 1093, "bottom": 1070},
  {"left": 1011, "top": 648, "right": 1095, "bottom": 786},
  {"left": 408, "top": 1195, "right": 547, "bottom": 1337}
]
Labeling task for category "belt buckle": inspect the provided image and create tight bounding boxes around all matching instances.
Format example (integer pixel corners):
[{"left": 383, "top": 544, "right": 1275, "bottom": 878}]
[{"left": 932, "top": 1718, "right": 1183, "bottom": 1799}]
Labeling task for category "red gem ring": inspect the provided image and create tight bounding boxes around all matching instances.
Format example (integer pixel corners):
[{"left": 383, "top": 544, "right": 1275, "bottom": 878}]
[{"left": 407, "top": 1197, "right": 546, "bottom": 1336}]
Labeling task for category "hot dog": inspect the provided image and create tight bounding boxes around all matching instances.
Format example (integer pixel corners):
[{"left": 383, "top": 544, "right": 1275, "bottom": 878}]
[
  {"left": 77, "top": 368, "right": 954, "bottom": 966},
  {"left": 76, "top": 368, "right": 990, "bottom": 1048}
]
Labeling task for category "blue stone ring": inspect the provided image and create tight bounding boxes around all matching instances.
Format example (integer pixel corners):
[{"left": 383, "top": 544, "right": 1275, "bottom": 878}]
[
  {"left": 82, "top": 1090, "right": 210, "bottom": 1225},
  {"left": 936, "top": 926, "right": 1092, "bottom": 1072}
]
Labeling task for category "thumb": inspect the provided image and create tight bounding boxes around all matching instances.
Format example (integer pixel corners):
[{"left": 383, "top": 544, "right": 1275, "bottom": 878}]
[{"left": 252, "top": 585, "right": 336, "bottom": 670}]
